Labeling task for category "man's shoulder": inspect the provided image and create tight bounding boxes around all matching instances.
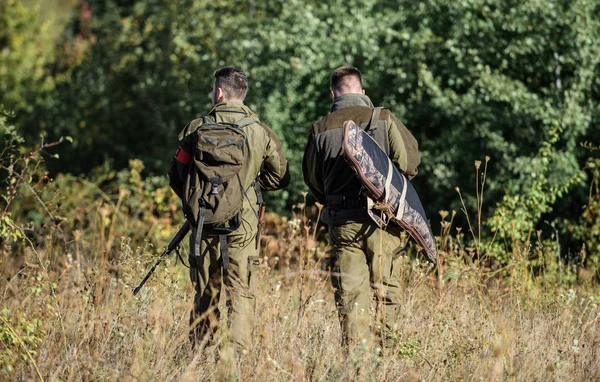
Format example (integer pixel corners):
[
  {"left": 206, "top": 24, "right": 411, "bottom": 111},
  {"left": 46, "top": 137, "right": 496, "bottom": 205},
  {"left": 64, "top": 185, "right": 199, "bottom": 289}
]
[
  {"left": 176, "top": 117, "right": 203, "bottom": 140},
  {"left": 182, "top": 116, "right": 211, "bottom": 136},
  {"left": 378, "top": 108, "right": 401, "bottom": 122},
  {"left": 238, "top": 111, "right": 269, "bottom": 131},
  {"left": 313, "top": 105, "right": 377, "bottom": 134},
  {"left": 188, "top": 117, "right": 205, "bottom": 128},
  {"left": 217, "top": 105, "right": 268, "bottom": 129},
  {"left": 235, "top": 112, "right": 280, "bottom": 145}
]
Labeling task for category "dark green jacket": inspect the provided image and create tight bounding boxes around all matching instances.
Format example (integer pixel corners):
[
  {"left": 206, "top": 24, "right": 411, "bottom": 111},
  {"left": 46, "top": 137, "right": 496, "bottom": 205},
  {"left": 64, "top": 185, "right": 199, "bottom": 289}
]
[
  {"left": 302, "top": 93, "right": 420, "bottom": 224},
  {"left": 169, "top": 101, "right": 289, "bottom": 228}
]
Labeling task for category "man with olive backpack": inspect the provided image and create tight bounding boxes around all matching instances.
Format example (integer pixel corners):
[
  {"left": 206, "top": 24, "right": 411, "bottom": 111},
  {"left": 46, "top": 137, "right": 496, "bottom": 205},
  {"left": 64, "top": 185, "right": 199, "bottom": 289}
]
[{"left": 168, "top": 67, "right": 289, "bottom": 355}]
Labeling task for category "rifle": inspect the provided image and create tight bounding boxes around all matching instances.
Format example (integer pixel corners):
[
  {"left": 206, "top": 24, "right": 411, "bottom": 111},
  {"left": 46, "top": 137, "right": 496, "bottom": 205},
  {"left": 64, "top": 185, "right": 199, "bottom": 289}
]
[
  {"left": 258, "top": 204, "right": 266, "bottom": 235},
  {"left": 132, "top": 220, "right": 191, "bottom": 295}
]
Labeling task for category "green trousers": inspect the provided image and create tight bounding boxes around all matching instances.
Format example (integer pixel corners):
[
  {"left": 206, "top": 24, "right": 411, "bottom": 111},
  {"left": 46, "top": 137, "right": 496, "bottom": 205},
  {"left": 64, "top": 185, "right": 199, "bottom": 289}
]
[
  {"left": 188, "top": 222, "right": 260, "bottom": 352},
  {"left": 329, "top": 222, "right": 403, "bottom": 348}
]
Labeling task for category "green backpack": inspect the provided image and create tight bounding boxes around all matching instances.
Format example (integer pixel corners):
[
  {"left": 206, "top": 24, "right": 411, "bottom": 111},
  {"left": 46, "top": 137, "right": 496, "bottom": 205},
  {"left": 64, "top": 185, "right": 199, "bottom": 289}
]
[{"left": 181, "top": 116, "right": 258, "bottom": 266}]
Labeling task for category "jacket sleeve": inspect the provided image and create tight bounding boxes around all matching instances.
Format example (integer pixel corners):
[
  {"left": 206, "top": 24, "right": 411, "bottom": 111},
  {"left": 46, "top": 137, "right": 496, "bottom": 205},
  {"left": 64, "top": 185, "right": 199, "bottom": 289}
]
[
  {"left": 302, "top": 130, "right": 326, "bottom": 204},
  {"left": 167, "top": 125, "right": 194, "bottom": 199},
  {"left": 387, "top": 113, "right": 420, "bottom": 179},
  {"left": 168, "top": 160, "right": 183, "bottom": 199},
  {"left": 258, "top": 123, "right": 290, "bottom": 191}
]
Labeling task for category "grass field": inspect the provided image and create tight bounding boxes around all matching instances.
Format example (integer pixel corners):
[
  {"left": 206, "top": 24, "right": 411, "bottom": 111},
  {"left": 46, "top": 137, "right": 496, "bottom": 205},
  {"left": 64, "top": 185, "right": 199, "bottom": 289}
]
[
  {"left": 2, "top": 206, "right": 599, "bottom": 381},
  {"left": 2, "top": 1, "right": 600, "bottom": 380}
]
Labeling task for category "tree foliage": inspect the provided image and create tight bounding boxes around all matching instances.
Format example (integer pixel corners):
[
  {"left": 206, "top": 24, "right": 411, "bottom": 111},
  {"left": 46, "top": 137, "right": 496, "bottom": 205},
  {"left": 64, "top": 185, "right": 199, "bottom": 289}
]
[
  {"left": 4, "top": 0, "right": 600, "bottom": 250},
  {"left": 0, "top": 0, "right": 58, "bottom": 112}
]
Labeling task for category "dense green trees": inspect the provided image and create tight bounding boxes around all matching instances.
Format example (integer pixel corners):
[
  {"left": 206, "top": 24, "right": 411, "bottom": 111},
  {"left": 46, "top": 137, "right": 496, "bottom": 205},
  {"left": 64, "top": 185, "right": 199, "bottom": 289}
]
[
  {"left": 0, "top": 0, "right": 57, "bottom": 112},
  {"left": 2, "top": 0, "right": 599, "bottom": 255}
]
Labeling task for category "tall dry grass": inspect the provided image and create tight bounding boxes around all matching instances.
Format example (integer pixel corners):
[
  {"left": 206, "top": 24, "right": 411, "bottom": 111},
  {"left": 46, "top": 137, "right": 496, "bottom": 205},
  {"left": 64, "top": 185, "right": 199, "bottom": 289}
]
[
  {"left": 1, "top": 149, "right": 598, "bottom": 381},
  {"left": 2, "top": 205, "right": 599, "bottom": 382}
]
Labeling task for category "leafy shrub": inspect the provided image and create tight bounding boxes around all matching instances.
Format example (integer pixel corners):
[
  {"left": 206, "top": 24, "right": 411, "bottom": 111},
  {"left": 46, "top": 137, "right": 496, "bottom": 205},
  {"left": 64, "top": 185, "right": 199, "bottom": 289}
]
[{"left": 0, "top": 308, "right": 45, "bottom": 376}]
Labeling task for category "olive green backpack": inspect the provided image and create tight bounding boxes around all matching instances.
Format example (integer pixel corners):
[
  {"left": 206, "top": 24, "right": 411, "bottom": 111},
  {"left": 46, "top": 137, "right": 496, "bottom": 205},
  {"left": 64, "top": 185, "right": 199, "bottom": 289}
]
[{"left": 181, "top": 115, "right": 258, "bottom": 267}]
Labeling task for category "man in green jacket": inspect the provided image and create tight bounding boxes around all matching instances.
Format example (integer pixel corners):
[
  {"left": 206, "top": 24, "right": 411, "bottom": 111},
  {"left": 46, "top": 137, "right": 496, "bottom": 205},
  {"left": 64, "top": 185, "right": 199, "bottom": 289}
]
[
  {"left": 303, "top": 66, "right": 420, "bottom": 350},
  {"left": 169, "top": 67, "right": 289, "bottom": 354}
]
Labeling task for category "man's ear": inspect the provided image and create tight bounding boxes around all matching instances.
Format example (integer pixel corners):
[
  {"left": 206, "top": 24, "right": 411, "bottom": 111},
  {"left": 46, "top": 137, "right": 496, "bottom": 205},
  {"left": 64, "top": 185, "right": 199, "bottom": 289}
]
[
  {"left": 216, "top": 87, "right": 225, "bottom": 102},
  {"left": 361, "top": 88, "right": 365, "bottom": 95},
  {"left": 331, "top": 90, "right": 335, "bottom": 100}
]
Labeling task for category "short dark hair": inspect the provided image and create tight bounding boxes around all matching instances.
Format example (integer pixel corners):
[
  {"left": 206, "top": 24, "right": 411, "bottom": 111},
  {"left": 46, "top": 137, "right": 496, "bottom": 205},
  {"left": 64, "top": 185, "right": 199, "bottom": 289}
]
[
  {"left": 331, "top": 66, "right": 363, "bottom": 92},
  {"left": 214, "top": 67, "right": 248, "bottom": 100}
]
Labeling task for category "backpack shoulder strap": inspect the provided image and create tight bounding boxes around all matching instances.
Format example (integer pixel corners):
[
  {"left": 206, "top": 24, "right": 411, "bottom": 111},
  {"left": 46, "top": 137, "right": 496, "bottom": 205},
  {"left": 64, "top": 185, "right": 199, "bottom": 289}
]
[
  {"left": 366, "top": 107, "right": 383, "bottom": 131},
  {"left": 233, "top": 117, "right": 258, "bottom": 129},
  {"left": 202, "top": 115, "right": 215, "bottom": 125},
  {"left": 365, "top": 107, "right": 383, "bottom": 132},
  {"left": 200, "top": 115, "right": 256, "bottom": 129}
]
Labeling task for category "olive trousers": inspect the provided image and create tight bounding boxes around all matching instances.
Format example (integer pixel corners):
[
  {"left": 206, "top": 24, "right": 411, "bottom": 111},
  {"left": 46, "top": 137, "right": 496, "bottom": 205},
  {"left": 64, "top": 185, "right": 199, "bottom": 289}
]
[
  {"left": 329, "top": 222, "right": 403, "bottom": 348},
  {"left": 188, "top": 223, "right": 260, "bottom": 353}
]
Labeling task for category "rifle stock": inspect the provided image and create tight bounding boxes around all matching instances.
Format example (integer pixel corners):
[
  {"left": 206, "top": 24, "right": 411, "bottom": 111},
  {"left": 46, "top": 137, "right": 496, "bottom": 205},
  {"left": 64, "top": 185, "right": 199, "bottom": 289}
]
[
  {"left": 132, "top": 220, "right": 191, "bottom": 295},
  {"left": 258, "top": 204, "right": 266, "bottom": 234}
]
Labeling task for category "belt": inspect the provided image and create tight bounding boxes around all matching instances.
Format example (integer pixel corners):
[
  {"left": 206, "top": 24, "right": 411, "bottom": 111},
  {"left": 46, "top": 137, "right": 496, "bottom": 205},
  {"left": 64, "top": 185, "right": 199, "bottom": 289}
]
[{"left": 325, "top": 194, "right": 366, "bottom": 209}]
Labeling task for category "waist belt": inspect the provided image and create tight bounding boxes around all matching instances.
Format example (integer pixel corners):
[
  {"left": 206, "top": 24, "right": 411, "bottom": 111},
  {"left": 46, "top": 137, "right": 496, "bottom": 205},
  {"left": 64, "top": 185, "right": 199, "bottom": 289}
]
[{"left": 325, "top": 194, "right": 366, "bottom": 209}]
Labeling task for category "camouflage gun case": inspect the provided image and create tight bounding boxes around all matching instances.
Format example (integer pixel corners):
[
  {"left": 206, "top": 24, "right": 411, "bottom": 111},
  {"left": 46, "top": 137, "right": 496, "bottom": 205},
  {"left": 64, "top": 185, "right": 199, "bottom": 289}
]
[{"left": 342, "top": 113, "right": 437, "bottom": 262}]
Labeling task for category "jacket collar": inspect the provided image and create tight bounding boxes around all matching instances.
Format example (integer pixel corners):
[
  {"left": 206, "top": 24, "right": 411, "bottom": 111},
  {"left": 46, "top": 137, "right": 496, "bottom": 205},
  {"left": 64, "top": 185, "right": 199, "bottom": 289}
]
[
  {"left": 330, "top": 93, "right": 374, "bottom": 112},
  {"left": 210, "top": 100, "right": 246, "bottom": 114},
  {"left": 208, "top": 100, "right": 259, "bottom": 122}
]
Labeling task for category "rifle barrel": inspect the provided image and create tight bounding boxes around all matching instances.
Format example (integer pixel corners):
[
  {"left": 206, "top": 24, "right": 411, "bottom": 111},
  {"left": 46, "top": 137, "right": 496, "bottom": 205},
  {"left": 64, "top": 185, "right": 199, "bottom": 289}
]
[{"left": 132, "top": 221, "right": 191, "bottom": 295}]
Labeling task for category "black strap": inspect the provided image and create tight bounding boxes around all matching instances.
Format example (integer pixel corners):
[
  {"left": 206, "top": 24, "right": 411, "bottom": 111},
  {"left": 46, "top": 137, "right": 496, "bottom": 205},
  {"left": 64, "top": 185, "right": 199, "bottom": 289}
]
[
  {"left": 254, "top": 177, "right": 264, "bottom": 250},
  {"left": 325, "top": 194, "right": 366, "bottom": 209},
  {"left": 193, "top": 204, "right": 206, "bottom": 258},
  {"left": 219, "top": 234, "right": 230, "bottom": 270},
  {"left": 365, "top": 107, "right": 383, "bottom": 132},
  {"left": 175, "top": 246, "right": 190, "bottom": 268}
]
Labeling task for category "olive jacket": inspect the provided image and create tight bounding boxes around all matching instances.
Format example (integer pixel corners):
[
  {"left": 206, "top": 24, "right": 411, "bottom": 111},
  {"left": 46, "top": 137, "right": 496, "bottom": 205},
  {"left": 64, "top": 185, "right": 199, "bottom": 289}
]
[
  {"left": 302, "top": 93, "right": 420, "bottom": 224},
  {"left": 169, "top": 100, "right": 289, "bottom": 231}
]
